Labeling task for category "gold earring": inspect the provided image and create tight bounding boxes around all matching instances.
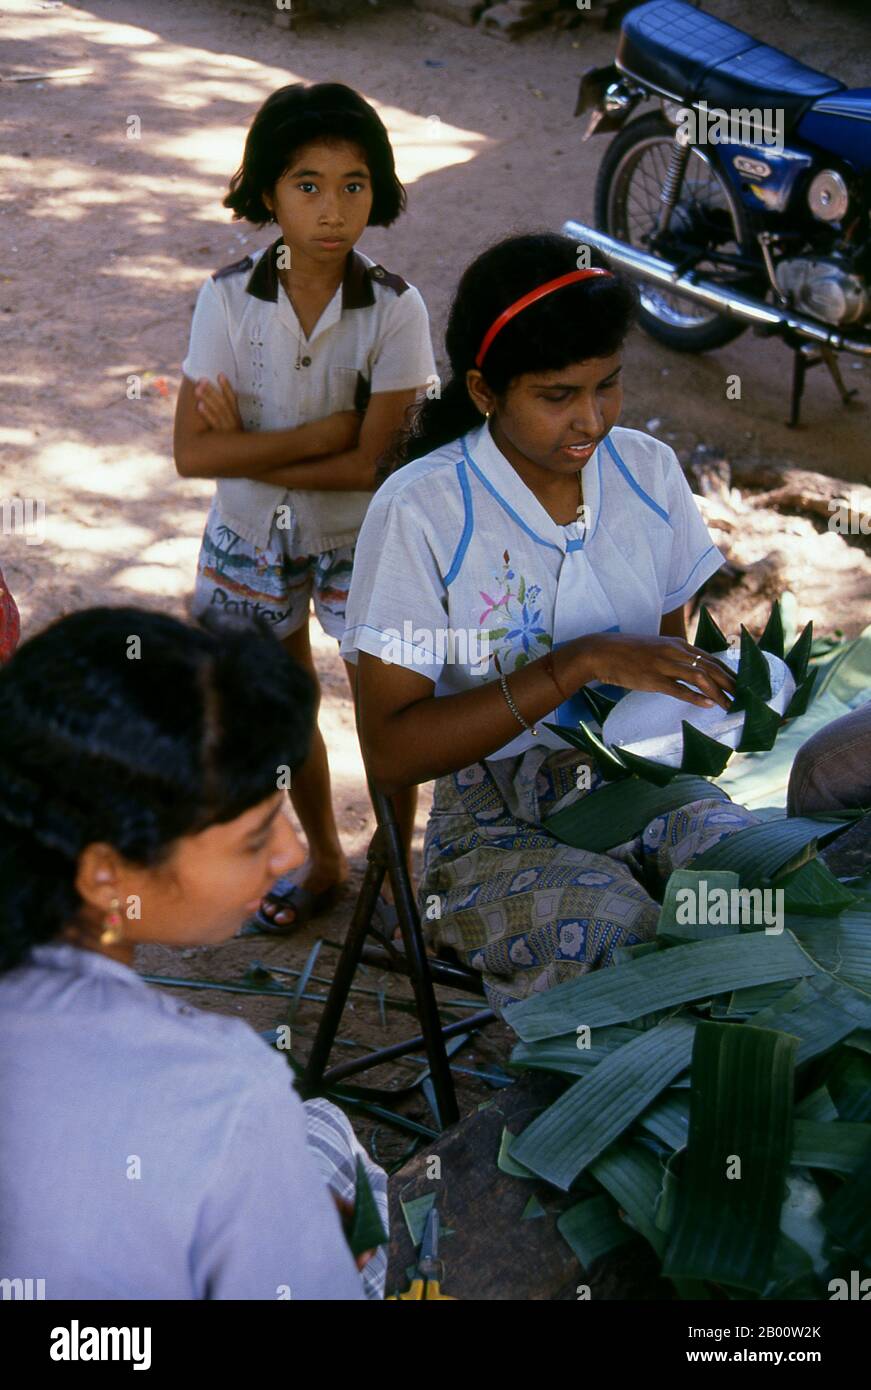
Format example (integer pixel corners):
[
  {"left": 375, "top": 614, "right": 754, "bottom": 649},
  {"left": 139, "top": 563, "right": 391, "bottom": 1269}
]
[
  {"left": 100, "top": 897, "right": 124, "bottom": 946},
  {"left": 484, "top": 409, "right": 491, "bottom": 420}
]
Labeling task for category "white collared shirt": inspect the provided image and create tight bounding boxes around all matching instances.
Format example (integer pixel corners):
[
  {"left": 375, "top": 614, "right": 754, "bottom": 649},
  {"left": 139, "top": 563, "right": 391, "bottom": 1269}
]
[
  {"left": 341, "top": 420, "right": 725, "bottom": 759},
  {"left": 181, "top": 239, "right": 436, "bottom": 555}
]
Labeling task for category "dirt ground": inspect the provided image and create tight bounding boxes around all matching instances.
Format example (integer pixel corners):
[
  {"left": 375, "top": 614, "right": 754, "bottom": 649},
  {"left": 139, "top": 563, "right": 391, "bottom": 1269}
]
[{"left": 2, "top": 0, "right": 870, "bottom": 1161}]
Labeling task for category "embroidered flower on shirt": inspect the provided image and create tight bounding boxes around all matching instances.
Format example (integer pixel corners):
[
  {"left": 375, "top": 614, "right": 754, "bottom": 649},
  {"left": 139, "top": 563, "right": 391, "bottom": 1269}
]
[
  {"left": 478, "top": 590, "right": 510, "bottom": 625},
  {"left": 479, "top": 552, "right": 552, "bottom": 674}
]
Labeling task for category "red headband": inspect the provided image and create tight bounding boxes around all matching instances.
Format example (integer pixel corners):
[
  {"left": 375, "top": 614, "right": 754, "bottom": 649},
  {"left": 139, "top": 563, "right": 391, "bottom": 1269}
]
[{"left": 474, "top": 268, "right": 614, "bottom": 370}]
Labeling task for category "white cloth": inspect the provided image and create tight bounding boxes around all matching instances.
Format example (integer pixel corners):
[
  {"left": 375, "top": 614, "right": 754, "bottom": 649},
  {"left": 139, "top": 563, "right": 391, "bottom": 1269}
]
[
  {"left": 0, "top": 944, "right": 365, "bottom": 1300},
  {"left": 181, "top": 240, "right": 436, "bottom": 554},
  {"left": 341, "top": 420, "right": 725, "bottom": 760}
]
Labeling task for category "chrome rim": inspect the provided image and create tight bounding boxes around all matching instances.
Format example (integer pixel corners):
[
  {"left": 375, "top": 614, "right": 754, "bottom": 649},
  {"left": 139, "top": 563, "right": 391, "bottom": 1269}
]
[{"left": 606, "top": 135, "right": 745, "bottom": 330}]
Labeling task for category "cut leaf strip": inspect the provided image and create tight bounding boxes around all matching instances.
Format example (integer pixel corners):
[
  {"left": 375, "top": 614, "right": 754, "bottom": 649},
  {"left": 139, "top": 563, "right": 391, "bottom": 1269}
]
[
  {"left": 503, "top": 931, "right": 814, "bottom": 1042},
  {"left": 662, "top": 1022, "right": 797, "bottom": 1292},
  {"left": 543, "top": 775, "right": 728, "bottom": 855},
  {"left": 510, "top": 1018, "right": 696, "bottom": 1190},
  {"left": 557, "top": 1196, "right": 635, "bottom": 1269}
]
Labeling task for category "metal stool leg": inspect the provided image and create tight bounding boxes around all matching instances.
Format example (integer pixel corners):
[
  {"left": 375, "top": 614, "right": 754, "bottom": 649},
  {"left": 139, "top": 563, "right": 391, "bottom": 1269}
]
[
  {"left": 302, "top": 833, "right": 387, "bottom": 1095},
  {"left": 302, "top": 786, "right": 471, "bottom": 1127}
]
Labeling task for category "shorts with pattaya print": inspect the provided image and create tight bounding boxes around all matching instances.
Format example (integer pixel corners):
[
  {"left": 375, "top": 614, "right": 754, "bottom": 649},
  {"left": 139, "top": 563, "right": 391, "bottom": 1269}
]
[{"left": 192, "top": 499, "right": 354, "bottom": 641}]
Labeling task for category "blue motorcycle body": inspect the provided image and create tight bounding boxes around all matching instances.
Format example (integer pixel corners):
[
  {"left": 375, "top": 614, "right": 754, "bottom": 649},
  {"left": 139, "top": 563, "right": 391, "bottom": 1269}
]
[{"left": 569, "top": 0, "right": 871, "bottom": 416}]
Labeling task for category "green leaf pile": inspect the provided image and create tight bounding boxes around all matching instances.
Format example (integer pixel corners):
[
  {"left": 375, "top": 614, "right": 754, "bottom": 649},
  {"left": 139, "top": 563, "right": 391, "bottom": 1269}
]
[{"left": 501, "top": 852, "right": 871, "bottom": 1298}]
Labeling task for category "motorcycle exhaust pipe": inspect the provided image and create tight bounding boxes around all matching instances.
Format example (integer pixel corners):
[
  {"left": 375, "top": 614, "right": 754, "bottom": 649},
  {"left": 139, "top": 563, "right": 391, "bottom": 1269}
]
[{"left": 562, "top": 220, "right": 871, "bottom": 358}]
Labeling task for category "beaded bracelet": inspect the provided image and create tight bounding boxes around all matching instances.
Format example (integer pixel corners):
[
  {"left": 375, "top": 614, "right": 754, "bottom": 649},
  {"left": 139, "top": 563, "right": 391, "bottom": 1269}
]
[{"left": 498, "top": 671, "right": 538, "bottom": 737}]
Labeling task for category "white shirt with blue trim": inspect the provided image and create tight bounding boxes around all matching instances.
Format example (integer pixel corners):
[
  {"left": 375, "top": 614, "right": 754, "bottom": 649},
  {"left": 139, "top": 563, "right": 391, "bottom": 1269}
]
[{"left": 341, "top": 419, "right": 725, "bottom": 760}]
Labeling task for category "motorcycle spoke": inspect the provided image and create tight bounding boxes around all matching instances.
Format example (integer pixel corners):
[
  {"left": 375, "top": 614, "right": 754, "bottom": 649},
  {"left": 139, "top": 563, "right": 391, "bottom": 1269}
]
[{"left": 607, "top": 135, "right": 747, "bottom": 330}]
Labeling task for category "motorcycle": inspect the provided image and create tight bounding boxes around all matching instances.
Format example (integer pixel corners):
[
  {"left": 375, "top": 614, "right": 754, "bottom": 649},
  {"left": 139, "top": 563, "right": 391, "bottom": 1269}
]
[{"left": 565, "top": 0, "right": 871, "bottom": 425}]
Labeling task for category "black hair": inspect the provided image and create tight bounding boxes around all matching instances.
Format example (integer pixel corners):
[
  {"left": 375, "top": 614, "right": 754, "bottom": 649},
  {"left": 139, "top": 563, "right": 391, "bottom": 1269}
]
[
  {"left": 0, "top": 607, "right": 316, "bottom": 973},
  {"left": 393, "top": 233, "right": 638, "bottom": 468},
  {"left": 224, "top": 82, "right": 406, "bottom": 227}
]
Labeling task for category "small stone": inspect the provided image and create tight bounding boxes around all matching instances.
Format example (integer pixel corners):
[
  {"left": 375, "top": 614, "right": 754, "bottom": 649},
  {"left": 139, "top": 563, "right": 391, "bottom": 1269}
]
[
  {"left": 479, "top": 2, "right": 540, "bottom": 37},
  {"left": 413, "top": 0, "right": 486, "bottom": 25}
]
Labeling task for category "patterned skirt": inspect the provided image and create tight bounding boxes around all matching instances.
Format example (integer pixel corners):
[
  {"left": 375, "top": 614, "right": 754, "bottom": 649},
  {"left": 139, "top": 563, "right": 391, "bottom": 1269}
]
[{"left": 418, "top": 746, "right": 759, "bottom": 1009}]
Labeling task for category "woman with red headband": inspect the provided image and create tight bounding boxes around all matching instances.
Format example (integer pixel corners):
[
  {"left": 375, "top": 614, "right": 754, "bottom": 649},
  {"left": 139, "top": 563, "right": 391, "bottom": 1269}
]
[{"left": 340, "top": 233, "right": 757, "bottom": 1007}]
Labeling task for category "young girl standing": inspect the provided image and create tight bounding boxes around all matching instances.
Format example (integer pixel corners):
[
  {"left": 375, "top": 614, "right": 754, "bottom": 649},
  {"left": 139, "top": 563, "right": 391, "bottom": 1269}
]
[
  {"left": 174, "top": 83, "right": 435, "bottom": 930},
  {"left": 342, "top": 233, "right": 760, "bottom": 1008}
]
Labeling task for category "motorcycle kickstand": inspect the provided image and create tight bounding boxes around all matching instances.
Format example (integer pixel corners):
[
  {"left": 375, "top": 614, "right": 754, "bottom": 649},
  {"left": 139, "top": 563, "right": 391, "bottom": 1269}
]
[{"left": 787, "top": 342, "right": 859, "bottom": 428}]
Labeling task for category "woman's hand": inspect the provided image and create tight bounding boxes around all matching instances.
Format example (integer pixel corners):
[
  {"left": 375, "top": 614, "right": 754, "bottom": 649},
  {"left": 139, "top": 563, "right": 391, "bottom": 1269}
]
[
  {"left": 581, "top": 632, "right": 736, "bottom": 711},
  {"left": 194, "top": 374, "right": 243, "bottom": 431}
]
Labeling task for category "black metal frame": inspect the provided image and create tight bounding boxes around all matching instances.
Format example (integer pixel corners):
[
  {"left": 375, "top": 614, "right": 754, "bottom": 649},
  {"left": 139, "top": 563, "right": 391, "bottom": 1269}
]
[{"left": 301, "top": 779, "right": 495, "bottom": 1128}]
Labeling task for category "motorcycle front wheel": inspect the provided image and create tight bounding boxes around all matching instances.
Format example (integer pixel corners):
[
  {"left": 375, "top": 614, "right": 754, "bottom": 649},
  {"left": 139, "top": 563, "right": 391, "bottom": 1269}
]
[{"left": 594, "top": 112, "right": 761, "bottom": 353}]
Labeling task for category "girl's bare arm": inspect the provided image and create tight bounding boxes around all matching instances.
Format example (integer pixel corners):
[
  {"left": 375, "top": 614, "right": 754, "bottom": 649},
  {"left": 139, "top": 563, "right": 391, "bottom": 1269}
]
[
  {"left": 258, "top": 388, "right": 419, "bottom": 491},
  {"left": 173, "top": 376, "right": 360, "bottom": 480}
]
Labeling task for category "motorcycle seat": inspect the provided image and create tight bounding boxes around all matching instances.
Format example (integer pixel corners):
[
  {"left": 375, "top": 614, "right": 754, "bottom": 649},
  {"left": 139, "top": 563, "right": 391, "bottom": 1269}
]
[{"left": 618, "top": 0, "right": 844, "bottom": 132}]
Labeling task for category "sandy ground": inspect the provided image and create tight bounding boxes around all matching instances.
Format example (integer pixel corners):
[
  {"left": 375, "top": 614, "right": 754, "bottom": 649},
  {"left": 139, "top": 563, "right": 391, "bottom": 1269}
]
[{"left": 2, "top": 0, "right": 870, "bottom": 1156}]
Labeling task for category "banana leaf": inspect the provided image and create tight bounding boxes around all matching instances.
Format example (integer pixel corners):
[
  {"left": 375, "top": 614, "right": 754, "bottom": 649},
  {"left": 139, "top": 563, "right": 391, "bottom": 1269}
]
[
  {"left": 689, "top": 816, "right": 852, "bottom": 886},
  {"left": 662, "top": 1022, "right": 797, "bottom": 1292},
  {"left": 657, "top": 868, "right": 741, "bottom": 942},
  {"left": 639, "top": 1092, "right": 690, "bottom": 1150},
  {"left": 723, "top": 980, "right": 795, "bottom": 1016},
  {"left": 821, "top": 1145, "right": 871, "bottom": 1262},
  {"left": 758, "top": 600, "right": 785, "bottom": 660},
  {"left": 693, "top": 604, "right": 730, "bottom": 654},
  {"left": 826, "top": 1051, "right": 871, "bottom": 1122},
  {"left": 783, "top": 671, "right": 816, "bottom": 721},
  {"left": 503, "top": 931, "right": 815, "bottom": 1042},
  {"left": 729, "top": 625, "right": 772, "bottom": 714},
  {"left": 794, "top": 1085, "right": 838, "bottom": 1122},
  {"left": 786, "top": 620, "right": 814, "bottom": 685},
  {"left": 617, "top": 746, "right": 683, "bottom": 786},
  {"left": 750, "top": 975, "right": 871, "bottom": 1064},
  {"left": 543, "top": 775, "right": 728, "bottom": 854},
  {"left": 761, "top": 1236, "right": 820, "bottom": 1301},
  {"left": 779, "top": 857, "right": 859, "bottom": 915},
  {"left": 509, "top": 1025, "right": 644, "bottom": 1077},
  {"left": 509, "top": 1017, "right": 696, "bottom": 1190},
  {"left": 588, "top": 1140, "right": 668, "bottom": 1258},
  {"left": 679, "top": 722, "right": 733, "bottom": 776},
  {"left": 557, "top": 1195, "right": 635, "bottom": 1269},
  {"left": 792, "top": 1120, "right": 871, "bottom": 1174},
  {"left": 497, "top": 1127, "right": 537, "bottom": 1180},
  {"left": 543, "top": 720, "right": 630, "bottom": 782},
  {"left": 348, "top": 1154, "right": 388, "bottom": 1258},
  {"left": 736, "top": 690, "right": 784, "bottom": 753},
  {"left": 579, "top": 685, "right": 618, "bottom": 725},
  {"left": 790, "top": 908, "right": 871, "bottom": 991}
]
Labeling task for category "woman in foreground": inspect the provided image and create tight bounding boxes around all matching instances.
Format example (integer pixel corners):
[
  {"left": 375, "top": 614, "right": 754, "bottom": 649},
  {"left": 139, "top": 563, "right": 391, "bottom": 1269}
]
[{"left": 0, "top": 607, "right": 386, "bottom": 1299}]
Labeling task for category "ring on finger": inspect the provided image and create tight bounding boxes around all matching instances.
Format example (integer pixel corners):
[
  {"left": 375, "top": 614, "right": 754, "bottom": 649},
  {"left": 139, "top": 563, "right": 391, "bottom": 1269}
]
[{"left": 691, "top": 655, "right": 701, "bottom": 669}]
